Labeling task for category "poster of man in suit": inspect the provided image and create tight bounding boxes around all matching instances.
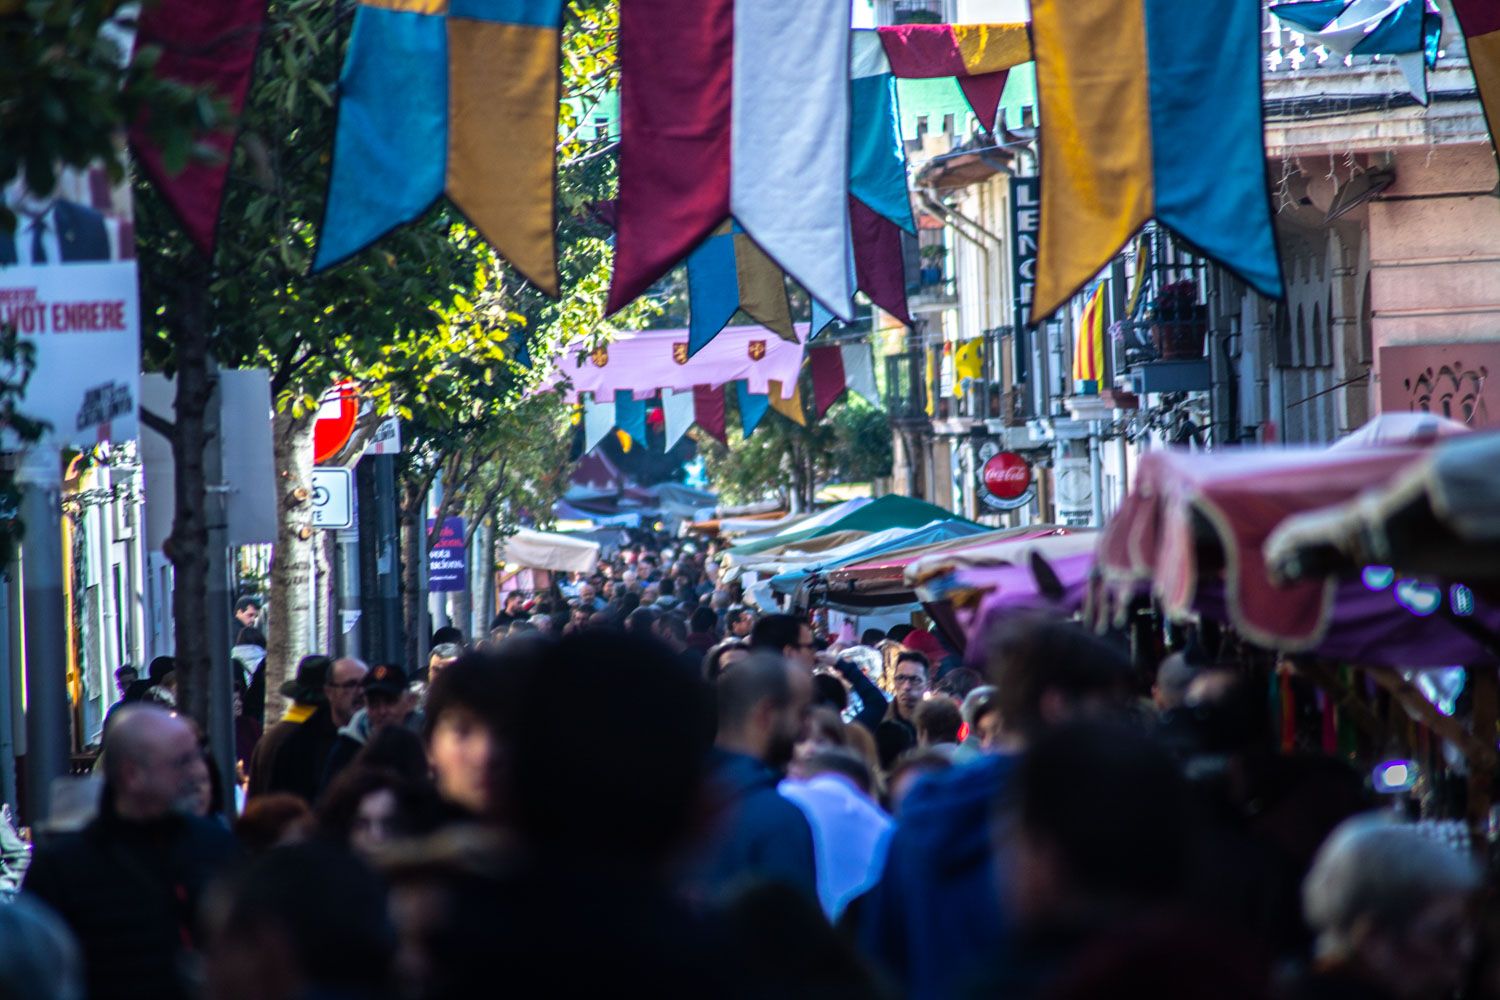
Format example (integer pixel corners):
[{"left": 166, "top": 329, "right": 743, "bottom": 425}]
[
  {"left": 2, "top": 166, "right": 129, "bottom": 266},
  {"left": 0, "top": 164, "right": 138, "bottom": 451}
]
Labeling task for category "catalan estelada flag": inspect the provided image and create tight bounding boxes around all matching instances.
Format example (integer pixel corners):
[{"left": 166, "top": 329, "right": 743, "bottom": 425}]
[
  {"left": 1030, "top": 0, "right": 1283, "bottom": 322},
  {"left": 1072, "top": 283, "right": 1107, "bottom": 386},
  {"left": 1452, "top": 0, "right": 1500, "bottom": 159},
  {"left": 314, "top": 0, "right": 561, "bottom": 295}
]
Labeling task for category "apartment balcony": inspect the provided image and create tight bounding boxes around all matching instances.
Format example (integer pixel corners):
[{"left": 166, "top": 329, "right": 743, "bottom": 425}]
[
  {"left": 908, "top": 272, "right": 959, "bottom": 314},
  {"left": 884, "top": 350, "right": 929, "bottom": 427}
]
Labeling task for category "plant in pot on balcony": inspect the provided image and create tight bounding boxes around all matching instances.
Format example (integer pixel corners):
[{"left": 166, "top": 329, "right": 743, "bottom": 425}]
[
  {"left": 918, "top": 244, "right": 947, "bottom": 289},
  {"left": 1148, "top": 280, "right": 1208, "bottom": 360}
]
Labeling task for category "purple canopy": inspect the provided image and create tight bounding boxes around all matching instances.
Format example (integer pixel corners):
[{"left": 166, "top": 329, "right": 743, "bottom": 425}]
[{"left": 956, "top": 550, "right": 1498, "bottom": 670}]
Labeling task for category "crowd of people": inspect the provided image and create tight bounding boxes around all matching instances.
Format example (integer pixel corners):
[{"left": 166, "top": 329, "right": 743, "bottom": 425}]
[{"left": 3, "top": 535, "right": 1495, "bottom": 999}]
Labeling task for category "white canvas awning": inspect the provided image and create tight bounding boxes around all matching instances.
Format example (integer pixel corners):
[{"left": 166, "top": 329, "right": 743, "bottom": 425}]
[{"left": 500, "top": 528, "right": 601, "bottom": 574}]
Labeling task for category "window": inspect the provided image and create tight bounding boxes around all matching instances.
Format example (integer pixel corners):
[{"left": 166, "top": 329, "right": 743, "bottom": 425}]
[{"left": 893, "top": 0, "right": 944, "bottom": 24}]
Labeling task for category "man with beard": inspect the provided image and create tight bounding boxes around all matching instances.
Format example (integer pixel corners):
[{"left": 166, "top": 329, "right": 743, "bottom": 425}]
[{"left": 695, "top": 652, "right": 817, "bottom": 903}]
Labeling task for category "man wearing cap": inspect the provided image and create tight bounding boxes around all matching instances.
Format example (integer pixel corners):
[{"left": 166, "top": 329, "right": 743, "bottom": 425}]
[
  {"left": 248, "top": 656, "right": 366, "bottom": 804},
  {"left": 320, "top": 663, "right": 413, "bottom": 792}
]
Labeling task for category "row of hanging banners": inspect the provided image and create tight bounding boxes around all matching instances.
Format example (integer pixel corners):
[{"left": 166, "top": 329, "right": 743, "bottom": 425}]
[
  {"left": 132, "top": 0, "right": 1500, "bottom": 445},
  {"left": 541, "top": 325, "right": 881, "bottom": 451}
]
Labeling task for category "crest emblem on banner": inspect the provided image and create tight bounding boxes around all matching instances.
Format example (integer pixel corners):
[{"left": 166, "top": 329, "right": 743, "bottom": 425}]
[
  {"left": 748, "top": 340, "right": 767, "bottom": 361},
  {"left": 672, "top": 342, "right": 690, "bottom": 365},
  {"left": 589, "top": 346, "right": 609, "bottom": 368}
]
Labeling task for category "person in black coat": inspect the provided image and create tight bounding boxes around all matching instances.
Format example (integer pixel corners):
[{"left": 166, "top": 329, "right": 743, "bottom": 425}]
[
  {"left": 22, "top": 705, "right": 242, "bottom": 1000},
  {"left": 247, "top": 655, "right": 339, "bottom": 804}
]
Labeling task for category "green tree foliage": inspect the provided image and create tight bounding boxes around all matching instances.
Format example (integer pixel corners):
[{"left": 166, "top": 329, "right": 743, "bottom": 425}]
[
  {"left": 0, "top": 0, "right": 219, "bottom": 232},
  {"left": 702, "top": 391, "right": 892, "bottom": 510}
]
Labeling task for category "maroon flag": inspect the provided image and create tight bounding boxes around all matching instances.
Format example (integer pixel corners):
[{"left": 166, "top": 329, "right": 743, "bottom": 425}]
[
  {"left": 607, "top": 0, "right": 733, "bottom": 314},
  {"left": 692, "top": 383, "right": 727, "bottom": 444},
  {"left": 851, "top": 197, "right": 913, "bottom": 326},
  {"left": 129, "top": 0, "right": 267, "bottom": 255},
  {"left": 809, "top": 346, "right": 848, "bottom": 419}
]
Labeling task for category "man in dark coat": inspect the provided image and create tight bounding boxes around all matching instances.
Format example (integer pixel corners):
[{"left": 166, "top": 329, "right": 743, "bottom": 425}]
[
  {"left": 247, "top": 655, "right": 344, "bottom": 803},
  {"left": 23, "top": 705, "right": 242, "bottom": 1000},
  {"left": 694, "top": 652, "right": 817, "bottom": 903}
]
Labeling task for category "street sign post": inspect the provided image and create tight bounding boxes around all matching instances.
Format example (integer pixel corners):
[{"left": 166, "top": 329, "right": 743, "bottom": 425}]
[{"left": 311, "top": 467, "right": 354, "bottom": 529}]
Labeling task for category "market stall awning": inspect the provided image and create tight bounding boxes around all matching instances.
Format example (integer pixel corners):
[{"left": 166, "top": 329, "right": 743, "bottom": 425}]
[
  {"left": 1327, "top": 411, "right": 1470, "bottom": 452},
  {"left": 726, "top": 494, "right": 974, "bottom": 561},
  {"left": 816, "top": 526, "right": 1083, "bottom": 608},
  {"left": 1267, "top": 430, "right": 1500, "bottom": 587},
  {"left": 500, "top": 528, "right": 601, "bottom": 574},
  {"left": 769, "top": 519, "right": 991, "bottom": 594},
  {"left": 1099, "top": 444, "right": 1431, "bottom": 650}
]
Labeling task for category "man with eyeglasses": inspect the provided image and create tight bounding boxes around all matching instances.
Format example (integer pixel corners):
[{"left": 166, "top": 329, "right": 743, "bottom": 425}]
[
  {"left": 748, "top": 613, "right": 818, "bottom": 671},
  {"left": 324, "top": 657, "right": 369, "bottom": 730},
  {"left": 876, "top": 651, "right": 930, "bottom": 768},
  {"left": 249, "top": 656, "right": 365, "bottom": 805}
]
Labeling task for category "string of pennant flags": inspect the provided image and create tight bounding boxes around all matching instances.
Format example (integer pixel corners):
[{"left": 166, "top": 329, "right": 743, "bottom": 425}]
[
  {"left": 554, "top": 327, "right": 880, "bottom": 450},
  {"left": 131, "top": 0, "right": 1500, "bottom": 433}
]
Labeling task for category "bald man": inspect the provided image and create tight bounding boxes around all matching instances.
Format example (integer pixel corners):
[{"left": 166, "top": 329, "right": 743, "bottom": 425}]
[{"left": 23, "top": 705, "right": 241, "bottom": 1000}]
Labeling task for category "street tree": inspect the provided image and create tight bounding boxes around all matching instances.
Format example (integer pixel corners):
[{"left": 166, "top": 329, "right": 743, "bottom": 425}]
[{"left": 702, "top": 392, "right": 893, "bottom": 511}]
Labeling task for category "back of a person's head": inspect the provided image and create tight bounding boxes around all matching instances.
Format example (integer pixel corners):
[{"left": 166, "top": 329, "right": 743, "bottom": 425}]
[
  {"left": 422, "top": 648, "right": 521, "bottom": 743},
  {"left": 509, "top": 630, "right": 711, "bottom": 866},
  {"left": 716, "top": 652, "right": 792, "bottom": 733},
  {"left": 1303, "top": 814, "right": 1480, "bottom": 960},
  {"left": 860, "top": 628, "right": 886, "bottom": 647},
  {"left": 811, "top": 672, "right": 848, "bottom": 712},
  {"left": 659, "top": 612, "right": 688, "bottom": 642},
  {"left": 887, "top": 746, "right": 953, "bottom": 791},
  {"left": 659, "top": 577, "right": 676, "bottom": 597},
  {"left": 235, "top": 626, "right": 267, "bottom": 648},
  {"left": 690, "top": 606, "right": 718, "bottom": 634},
  {"left": 913, "top": 697, "right": 963, "bottom": 745},
  {"left": 801, "top": 746, "right": 875, "bottom": 797},
  {"left": 934, "top": 667, "right": 983, "bottom": 702},
  {"left": 215, "top": 842, "right": 395, "bottom": 992},
  {"left": 234, "top": 794, "right": 313, "bottom": 854},
  {"left": 982, "top": 615, "right": 1129, "bottom": 742},
  {"left": 624, "top": 606, "right": 658, "bottom": 635},
  {"left": 887, "top": 624, "right": 915, "bottom": 644},
  {"left": 431, "top": 626, "right": 465, "bottom": 649},
  {"left": 1019, "top": 721, "right": 1190, "bottom": 905},
  {"left": 0, "top": 896, "right": 82, "bottom": 1000},
  {"left": 354, "top": 724, "right": 431, "bottom": 785},
  {"left": 749, "top": 613, "right": 802, "bottom": 653}
]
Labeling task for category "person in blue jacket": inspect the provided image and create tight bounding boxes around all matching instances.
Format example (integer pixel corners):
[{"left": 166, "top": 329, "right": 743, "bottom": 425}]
[
  {"left": 856, "top": 616, "right": 1132, "bottom": 1000},
  {"left": 696, "top": 652, "right": 818, "bottom": 903}
]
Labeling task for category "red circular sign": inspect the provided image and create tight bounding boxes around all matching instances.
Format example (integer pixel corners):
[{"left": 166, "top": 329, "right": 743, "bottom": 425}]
[
  {"left": 313, "top": 382, "right": 359, "bottom": 465},
  {"left": 982, "top": 451, "right": 1032, "bottom": 500}
]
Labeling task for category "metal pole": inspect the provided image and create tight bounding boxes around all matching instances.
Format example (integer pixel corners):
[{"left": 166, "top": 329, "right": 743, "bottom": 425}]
[
  {"left": 0, "top": 552, "right": 16, "bottom": 812},
  {"left": 20, "top": 470, "right": 69, "bottom": 824},
  {"left": 335, "top": 526, "right": 361, "bottom": 660},
  {"left": 204, "top": 369, "right": 237, "bottom": 818},
  {"left": 1089, "top": 421, "right": 1106, "bottom": 528}
]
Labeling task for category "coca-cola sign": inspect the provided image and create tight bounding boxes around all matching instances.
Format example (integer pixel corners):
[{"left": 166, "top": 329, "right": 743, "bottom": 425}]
[{"left": 980, "top": 451, "right": 1035, "bottom": 511}]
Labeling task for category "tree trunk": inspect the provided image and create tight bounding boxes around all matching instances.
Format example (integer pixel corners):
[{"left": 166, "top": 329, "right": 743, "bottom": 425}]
[
  {"left": 266, "top": 409, "right": 317, "bottom": 720},
  {"left": 166, "top": 275, "right": 212, "bottom": 730}
]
